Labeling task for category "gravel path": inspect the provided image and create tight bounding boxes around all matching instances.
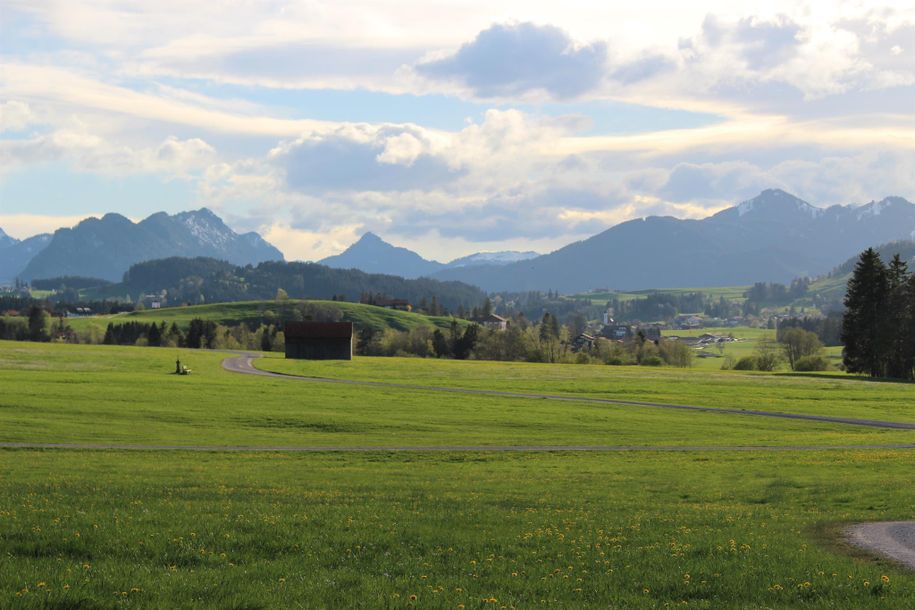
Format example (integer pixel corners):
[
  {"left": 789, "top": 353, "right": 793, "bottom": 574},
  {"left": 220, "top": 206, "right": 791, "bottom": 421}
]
[
  {"left": 847, "top": 521, "right": 915, "bottom": 571},
  {"left": 2, "top": 442, "right": 914, "bottom": 453},
  {"left": 223, "top": 353, "right": 915, "bottom": 431}
]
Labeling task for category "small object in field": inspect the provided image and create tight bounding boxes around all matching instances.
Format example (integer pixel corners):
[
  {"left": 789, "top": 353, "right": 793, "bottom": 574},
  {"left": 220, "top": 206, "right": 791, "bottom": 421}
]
[{"left": 175, "top": 358, "right": 191, "bottom": 375}]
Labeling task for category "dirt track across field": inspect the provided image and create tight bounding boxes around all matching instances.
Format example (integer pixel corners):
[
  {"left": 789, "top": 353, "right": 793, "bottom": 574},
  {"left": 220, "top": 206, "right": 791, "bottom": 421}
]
[
  {"left": 848, "top": 522, "right": 915, "bottom": 571},
  {"left": 222, "top": 352, "right": 915, "bottom": 431}
]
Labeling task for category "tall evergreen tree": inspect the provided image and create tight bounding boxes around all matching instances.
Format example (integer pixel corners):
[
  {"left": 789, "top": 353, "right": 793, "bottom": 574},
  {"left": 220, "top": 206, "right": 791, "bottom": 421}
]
[
  {"left": 903, "top": 275, "right": 915, "bottom": 380},
  {"left": 841, "top": 248, "right": 888, "bottom": 377},
  {"left": 883, "top": 254, "right": 912, "bottom": 379},
  {"left": 147, "top": 321, "right": 162, "bottom": 347}
]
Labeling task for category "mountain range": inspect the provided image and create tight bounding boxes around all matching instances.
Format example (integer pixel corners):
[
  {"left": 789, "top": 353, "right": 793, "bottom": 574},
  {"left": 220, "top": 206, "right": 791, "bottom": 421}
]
[
  {"left": 0, "top": 229, "right": 53, "bottom": 285},
  {"left": 4, "top": 189, "right": 914, "bottom": 292},
  {"left": 318, "top": 232, "right": 538, "bottom": 278},
  {"left": 1, "top": 209, "right": 284, "bottom": 283},
  {"left": 320, "top": 189, "right": 915, "bottom": 292}
]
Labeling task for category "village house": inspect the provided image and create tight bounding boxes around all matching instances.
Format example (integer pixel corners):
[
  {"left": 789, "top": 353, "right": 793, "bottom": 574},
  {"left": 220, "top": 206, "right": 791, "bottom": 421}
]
[
  {"left": 284, "top": 321, "right": 353, "bottom": 360},
  {"left": 600, "top": 323, "right": 632, "bottom": 340},
  {"left": 474, "top": 313, "right": 508, "bottom": 331},
  {"left": 571, "top": 332, "right": 596, "bottom": 352}
]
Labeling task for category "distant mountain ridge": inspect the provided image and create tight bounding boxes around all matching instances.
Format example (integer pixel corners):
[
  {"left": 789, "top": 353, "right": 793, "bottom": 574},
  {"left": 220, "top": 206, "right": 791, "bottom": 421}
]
[
  {"left": 319, "top": 232, "right": 539, "bottom": 278},
  {"left": 446, "top": 250, "right": 539, "bottom": 268},
  {"left": 320, "top": 232, "right": 445, "bottom": 278},
  {"left": 6, "top": 189, "right": 914, "bottom": 293},
  {"left": 431, "top": 189, "right": 915, "bottom": 292},
  {"left": 7, "top": 209, "right": 283, "bottom": 283},
  {"left": 0, "top": 231, "right": 53, "bottom": 285}
]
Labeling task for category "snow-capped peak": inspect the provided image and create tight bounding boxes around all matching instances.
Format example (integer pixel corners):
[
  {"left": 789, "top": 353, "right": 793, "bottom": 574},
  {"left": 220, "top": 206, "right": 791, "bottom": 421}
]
[
  {"left": 855, "top": 197, "right": 908, "bottom": 220},
  {"left": 447, "top": 250, "right": 540, "bottom": 268},
  {"left": 178, "top": 209, "right": 234, "bottom": 248},
  {"left": 735, "top": 189, "right": 823, "bottom": 219}
]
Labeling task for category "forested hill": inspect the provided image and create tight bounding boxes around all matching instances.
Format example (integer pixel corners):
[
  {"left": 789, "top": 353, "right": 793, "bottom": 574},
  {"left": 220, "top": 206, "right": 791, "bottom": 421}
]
[
  {"left": 828, "top": 239, "right": 915, "bottom": 278},
  {"left": 97, "top": 257, "right": 487, "bottom": 312}
]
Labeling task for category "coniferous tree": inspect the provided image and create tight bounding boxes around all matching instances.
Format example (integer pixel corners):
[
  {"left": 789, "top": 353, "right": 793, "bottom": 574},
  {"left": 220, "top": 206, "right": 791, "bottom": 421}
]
[
  {"left": 147, "top": 321, "right": 162, "bottom": 347},
  {"left": 842, "top": 248, "right": 888, "bottom": 377},
  {"left": 903, "top": 275, "right": 915, "bottom": 380},
  {"left": 883, "top": 254, "right": 912, "bottom": 379}
]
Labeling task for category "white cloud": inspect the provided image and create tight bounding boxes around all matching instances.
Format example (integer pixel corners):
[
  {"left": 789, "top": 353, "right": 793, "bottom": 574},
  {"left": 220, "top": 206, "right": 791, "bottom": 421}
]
[
  {"left": 0, "top": 127, "right": 218, "bottom": 178},
  {"left": 0, "top": 100, "right": 36, "bottom": 132},
  {"left": 1, "top": 2, "right": 913, "bottom": 262}
]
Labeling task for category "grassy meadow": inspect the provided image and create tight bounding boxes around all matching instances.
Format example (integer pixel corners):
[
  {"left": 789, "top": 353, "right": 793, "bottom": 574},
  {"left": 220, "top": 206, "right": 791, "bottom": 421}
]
[
  {"left": 66, "top": 299, "right": 464, "bottom": 336},
  {"left": 570, "top": 285, "right": 751, "bottom": 306},
  {"left": 2, "top": 449, "right": 914, "bottom": 609},
  {"left": 256, "top": 350, "right": 915, "bottom": 424},
  {"left": 1, "top": 340, "right": 914, "bottom": 608}
]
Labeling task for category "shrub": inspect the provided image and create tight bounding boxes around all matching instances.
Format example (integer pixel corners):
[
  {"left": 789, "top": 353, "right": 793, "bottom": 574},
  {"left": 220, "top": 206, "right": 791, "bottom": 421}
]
[
  {"left": 754, "top": 341, "right": 783, "bottom": 371},
  {"left": 658, "top": 340, "right": 693, "bottom": 368},
  {"left": 641, "top": 355, "right": 663, "bottom": 366},
  {"left": 794, "top": 355, "right": 830, "bottom": 371},
  {"left": 733, "top": 356, "right": 759, "bottom": 370}
]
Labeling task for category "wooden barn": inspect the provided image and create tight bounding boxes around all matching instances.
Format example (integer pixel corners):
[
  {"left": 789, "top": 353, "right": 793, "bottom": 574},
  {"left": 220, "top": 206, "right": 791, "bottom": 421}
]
[{"left": 284, "top": 322, "right": 353, "bottom": 360}]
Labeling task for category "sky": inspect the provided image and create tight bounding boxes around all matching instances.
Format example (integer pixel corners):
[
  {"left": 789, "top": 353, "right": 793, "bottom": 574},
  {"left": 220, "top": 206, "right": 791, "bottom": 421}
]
[{"left": 0, "top": 1, "right": 913, "bottom": 262}]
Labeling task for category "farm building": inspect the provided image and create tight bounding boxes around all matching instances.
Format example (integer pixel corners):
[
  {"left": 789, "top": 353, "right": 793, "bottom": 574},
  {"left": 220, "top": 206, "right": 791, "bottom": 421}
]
[
  {"left": 474, "top": 313, "right": 508, "bottom": 331},
  {"left": 284, "top": 322, "right": 353, "bottom": 360}
]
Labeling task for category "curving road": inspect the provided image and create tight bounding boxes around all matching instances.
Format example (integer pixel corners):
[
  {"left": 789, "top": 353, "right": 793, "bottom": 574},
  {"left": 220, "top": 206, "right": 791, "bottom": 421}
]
[
  {"left": 222, "top": 352, "right": 915, "bottom": 431},
  {"left": 848, "top": 522, "right": 915, "bottom": 571}
]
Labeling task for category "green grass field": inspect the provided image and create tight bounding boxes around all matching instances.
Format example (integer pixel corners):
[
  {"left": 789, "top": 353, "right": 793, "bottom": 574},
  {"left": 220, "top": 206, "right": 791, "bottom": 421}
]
[
  {"left": 66, "top": 299, "right": 465, "bottom": 336},
  {"left": 571, "top": 286, "right": 750, "bottom": 305},
  {"left": 1, "top": 340, "right": 913, "bottom": 608}
]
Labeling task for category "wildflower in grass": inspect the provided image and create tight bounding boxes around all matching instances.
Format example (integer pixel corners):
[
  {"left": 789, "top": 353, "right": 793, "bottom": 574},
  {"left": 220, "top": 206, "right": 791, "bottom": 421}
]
[
  {"left": 863, "top": 580, "right": 870, "bottom": 587},
  {"left": 409, "top": 594, "right": 417, "bottom": 601},
  {"left": 881, "top": 575, "right": 889, "bottom": 584},
  {"left": 37, "top": 582, "right": 46, "bottom": 588}
]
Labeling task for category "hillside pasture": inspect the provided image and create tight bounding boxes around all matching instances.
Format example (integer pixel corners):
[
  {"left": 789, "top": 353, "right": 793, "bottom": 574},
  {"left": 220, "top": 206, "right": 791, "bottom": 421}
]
[{"left": 65, "top": 299, "right": 464, "bottom": 336}]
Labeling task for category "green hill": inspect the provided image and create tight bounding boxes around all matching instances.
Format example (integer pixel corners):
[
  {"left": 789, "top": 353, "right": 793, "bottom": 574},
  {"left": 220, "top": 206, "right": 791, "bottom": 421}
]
[
  {"left": 808, "top": 239, "right": 915, "bottom": 305},
  {"left": 67, "top": 299, "right": 467, "bottom": 335}
]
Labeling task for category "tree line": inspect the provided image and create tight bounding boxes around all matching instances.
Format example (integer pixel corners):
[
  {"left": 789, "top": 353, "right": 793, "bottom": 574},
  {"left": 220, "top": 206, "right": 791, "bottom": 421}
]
[
  {"left": 113, "top": 257, "right": 487, "bottom": 313},
  {"left": 841, "top": 248, "right": 915, "bottom": 380}
]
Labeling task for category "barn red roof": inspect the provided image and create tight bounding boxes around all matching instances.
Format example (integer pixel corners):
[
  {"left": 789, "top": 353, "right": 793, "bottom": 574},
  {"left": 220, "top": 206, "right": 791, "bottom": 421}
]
[{"left": 284, "top": 322, "right": 353, "bottom": 339}]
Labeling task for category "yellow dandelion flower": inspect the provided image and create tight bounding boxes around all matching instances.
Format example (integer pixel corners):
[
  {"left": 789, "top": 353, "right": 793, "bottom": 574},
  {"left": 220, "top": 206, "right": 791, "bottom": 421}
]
[
  {"left": 881, "top": 575, "right": 890, "bottom": 584},
  {"left": 409, "top": 594, "right": 417, "bottom": 602}
]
